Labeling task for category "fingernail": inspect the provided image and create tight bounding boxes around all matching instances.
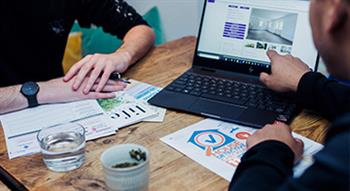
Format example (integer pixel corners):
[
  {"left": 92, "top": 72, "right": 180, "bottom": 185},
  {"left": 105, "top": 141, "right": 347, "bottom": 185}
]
[
  {"left": 295, "top": 138, "right": 303, "bottom": 144},
  {"left": 273, "top": 121, "right": 280, "bottom": 125}
]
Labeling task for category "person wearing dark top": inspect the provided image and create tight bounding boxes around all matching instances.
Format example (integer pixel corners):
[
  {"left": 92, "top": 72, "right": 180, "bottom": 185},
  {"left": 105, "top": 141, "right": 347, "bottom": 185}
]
[
  {"left": 0, "top": 0, "right": 155, "bottom": 114},
  {"left": 229, "top": 0, "right": 350, "bottom": 190}
]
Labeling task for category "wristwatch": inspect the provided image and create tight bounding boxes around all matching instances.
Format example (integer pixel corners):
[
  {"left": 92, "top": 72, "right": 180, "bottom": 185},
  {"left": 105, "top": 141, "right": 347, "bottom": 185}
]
[{"left": 20, "top": 81, "right": 40, "bottom": 108}]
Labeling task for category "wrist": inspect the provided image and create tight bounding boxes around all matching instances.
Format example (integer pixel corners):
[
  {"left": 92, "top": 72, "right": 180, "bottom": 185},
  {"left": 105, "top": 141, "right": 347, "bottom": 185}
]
[
  {"left": 114, "top": 49, "right": 133, "bottom": 70},
  {"left": 37, "top": 81, "right": 52, "bottom": 105},
  {"left": 16, "top": 85, "right": 29, "bottom": 108},
  {"left": 291, "top": 71, "right": 309, "bottom": 92},
  {"left": 290, "top": 80, "right": 299, "bottom": 92}
]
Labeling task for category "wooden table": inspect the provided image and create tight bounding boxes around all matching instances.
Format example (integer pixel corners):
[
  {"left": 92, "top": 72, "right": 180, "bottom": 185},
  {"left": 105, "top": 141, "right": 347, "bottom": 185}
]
[
  {"left": 0, "top": 181, "right": 10, "bottom": 191},
  {"left": 0, "top": 36, "right": 330, "bottom": 191}
]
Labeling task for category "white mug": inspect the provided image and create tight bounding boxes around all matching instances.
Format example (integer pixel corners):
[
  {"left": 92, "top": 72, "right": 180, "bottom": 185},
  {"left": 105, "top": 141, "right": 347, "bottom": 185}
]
[{"left": 100, "top": 144, "right": 150, "bottom": 191}]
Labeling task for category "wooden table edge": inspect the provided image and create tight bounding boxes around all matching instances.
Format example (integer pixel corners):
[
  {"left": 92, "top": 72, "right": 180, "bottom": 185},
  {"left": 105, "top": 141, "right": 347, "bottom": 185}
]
[{"left": 0, "top": 165, "right": 27, "bottom": 191}]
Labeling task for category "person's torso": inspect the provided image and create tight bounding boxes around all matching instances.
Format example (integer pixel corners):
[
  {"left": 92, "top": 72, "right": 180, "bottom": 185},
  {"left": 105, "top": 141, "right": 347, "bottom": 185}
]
[
  {"left": 313, "top": 113, "right": 350, "bottom": 190},
  {"left": 0, "top": 0, "right": 78, "bottom": 86}
]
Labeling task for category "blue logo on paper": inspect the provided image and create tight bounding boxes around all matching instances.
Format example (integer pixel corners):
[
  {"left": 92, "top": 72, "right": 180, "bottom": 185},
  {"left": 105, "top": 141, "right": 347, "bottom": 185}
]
[{"left": 188, "top": 129, "right": 234, "bottom": 153}]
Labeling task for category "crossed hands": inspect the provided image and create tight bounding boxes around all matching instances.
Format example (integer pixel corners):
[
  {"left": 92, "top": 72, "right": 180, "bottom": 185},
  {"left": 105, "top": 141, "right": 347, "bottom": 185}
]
[{"left": 39, "top": 52, "right": 131, "bottom": 104}]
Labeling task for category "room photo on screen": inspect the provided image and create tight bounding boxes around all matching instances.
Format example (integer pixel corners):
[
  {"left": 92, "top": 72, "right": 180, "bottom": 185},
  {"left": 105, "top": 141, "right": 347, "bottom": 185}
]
[{"left": 247, "top": 8, "right": 298, "bottom": 46}]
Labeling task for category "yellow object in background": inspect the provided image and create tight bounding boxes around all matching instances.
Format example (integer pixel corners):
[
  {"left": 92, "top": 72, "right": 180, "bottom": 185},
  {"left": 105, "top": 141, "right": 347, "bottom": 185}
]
[{"left": 62, "top": 32, "right": 83, "bottom": 74}]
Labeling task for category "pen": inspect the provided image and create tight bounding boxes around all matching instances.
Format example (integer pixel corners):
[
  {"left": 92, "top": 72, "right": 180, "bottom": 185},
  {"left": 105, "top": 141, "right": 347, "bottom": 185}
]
[{"left": 109, "top": 72, "right": 131, "bottom": 84}]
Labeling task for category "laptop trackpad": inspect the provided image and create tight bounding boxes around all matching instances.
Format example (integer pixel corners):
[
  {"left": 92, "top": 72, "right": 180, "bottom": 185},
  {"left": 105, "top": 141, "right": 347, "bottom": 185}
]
[{"left": 190, "top": 98, "right": 244, "bottom": 120}]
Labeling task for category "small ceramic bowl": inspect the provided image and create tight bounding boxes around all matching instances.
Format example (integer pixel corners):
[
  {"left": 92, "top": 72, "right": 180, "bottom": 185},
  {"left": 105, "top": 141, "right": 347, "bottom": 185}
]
[{"left": 100, "top": 144, "right": 150, "bottom": 191}]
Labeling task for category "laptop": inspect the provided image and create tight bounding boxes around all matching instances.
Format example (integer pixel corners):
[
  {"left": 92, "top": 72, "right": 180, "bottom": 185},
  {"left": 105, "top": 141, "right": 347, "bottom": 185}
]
[{"left": 149, "top": 0, "right": 319, "bottom": 128}]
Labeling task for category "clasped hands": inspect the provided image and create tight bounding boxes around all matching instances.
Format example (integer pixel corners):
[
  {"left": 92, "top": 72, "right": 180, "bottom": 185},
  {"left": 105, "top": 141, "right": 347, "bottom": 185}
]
[{"left": 41, "top": 51, "right": 131, "bottom": 104}]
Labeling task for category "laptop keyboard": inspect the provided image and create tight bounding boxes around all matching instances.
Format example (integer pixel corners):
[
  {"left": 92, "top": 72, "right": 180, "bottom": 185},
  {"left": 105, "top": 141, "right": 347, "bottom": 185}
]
[{"left": 165, "top": 73, "right": 297, "bottom": 121}]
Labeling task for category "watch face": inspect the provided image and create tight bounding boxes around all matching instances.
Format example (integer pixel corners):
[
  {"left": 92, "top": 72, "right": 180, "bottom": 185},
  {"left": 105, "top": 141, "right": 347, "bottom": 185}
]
[{"left": 22, "top": 81, "right": 39, "bottom": 96}]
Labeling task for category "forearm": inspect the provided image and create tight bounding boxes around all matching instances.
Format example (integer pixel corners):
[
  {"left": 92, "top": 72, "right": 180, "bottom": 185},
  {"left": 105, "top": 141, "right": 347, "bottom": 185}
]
[
  {"left": 0, "top": 82, "right": 54, "bottom": 114},
  {"left": 115, "top": 25, "right": 155, "bottom": 67},
  {"left": 230, "top": 141, "right": 294, "bottom": 191},
  {"left": 0, "top": 85, "right": 28, "bottom": 114},
  {"left": 231, "top": 132, "right": 350, "bottom": 191},
  {"left": 0, "top": 77, "right": 120, "bottom": 114},
  {"left": 297, "top": 72, "right": 350, "bottom": 120}
]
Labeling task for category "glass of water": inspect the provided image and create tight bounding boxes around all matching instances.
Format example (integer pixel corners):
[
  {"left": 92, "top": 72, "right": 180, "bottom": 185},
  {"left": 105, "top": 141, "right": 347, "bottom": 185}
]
[{"left": 37, "top": 123, "right": 86, "bottom": 172}]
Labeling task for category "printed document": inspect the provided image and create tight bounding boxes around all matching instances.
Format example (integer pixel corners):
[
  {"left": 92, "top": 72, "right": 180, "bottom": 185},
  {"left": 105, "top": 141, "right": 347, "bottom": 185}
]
[
  {"left": 0, "top": 100, "right": 116, "bottom": 159},
  {"left": 161, "top": 119, "right": 324, "bottom": 181},
  {"left": 125, "top": 79, "right": 166, "bottom": 122}
]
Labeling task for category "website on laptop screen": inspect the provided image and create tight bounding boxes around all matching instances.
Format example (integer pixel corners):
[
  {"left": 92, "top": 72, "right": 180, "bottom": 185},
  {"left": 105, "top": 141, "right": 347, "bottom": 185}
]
[{"left": 197, "top": 0, "right": 318, "bottom": 70}]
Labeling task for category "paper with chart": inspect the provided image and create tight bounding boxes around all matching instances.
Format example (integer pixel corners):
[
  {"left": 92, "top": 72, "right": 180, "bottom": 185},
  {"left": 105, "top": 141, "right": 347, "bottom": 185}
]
[
  {"left": 125, "top": 79, "right": 166, "bottom": 122},
  {"left": 97, "top": 92, "right": 158, "bottom": 130},
  {"left": 0, "top": 100, "right": 116, "bottom": 159},
  {"left": 161, "top": 119, "right": 324, "bottom": 181}
]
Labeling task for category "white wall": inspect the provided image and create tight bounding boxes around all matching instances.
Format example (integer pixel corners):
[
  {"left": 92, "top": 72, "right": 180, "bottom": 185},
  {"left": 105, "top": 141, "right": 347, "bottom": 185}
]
[
  {"left": 249, "top": 17, "right": 268, "bottom": 30},
  {"left": 276, "top": 14, "right": 298, "bottom": 42},
  {"left": 126, "top": 0, "right": 204, "bottom": 42}
]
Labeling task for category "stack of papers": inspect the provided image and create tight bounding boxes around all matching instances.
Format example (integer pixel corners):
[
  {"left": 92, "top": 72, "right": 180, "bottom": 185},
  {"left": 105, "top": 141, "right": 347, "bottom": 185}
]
[
  {"left": 0, "top": 100, "right": 116, "bottom": 159},
  {"left": 97, "top": 79, "right": 167, "bottom": 130},
  {"left": 0, "top": 80, "right": 166, "bottom": 159},
  {"left": 125, "top": 79, "right": 166, "bottom": 122},
  {"left": 97, "top": 92, "right": 158, "bottom": 130},
  {"left": 161, "top": 119, "right": 324, "bottom": 181}
]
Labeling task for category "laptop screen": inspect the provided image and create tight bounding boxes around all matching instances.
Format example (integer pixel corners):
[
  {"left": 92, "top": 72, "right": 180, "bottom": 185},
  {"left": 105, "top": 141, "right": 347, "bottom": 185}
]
[{"left": 194, "top": 0, "right": 318, "bottom": 75}]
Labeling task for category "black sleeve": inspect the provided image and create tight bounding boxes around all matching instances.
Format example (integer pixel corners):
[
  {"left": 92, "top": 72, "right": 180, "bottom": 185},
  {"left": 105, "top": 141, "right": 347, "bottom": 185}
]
[
  {"left": 229, "top": 141, "right": 295, "bottom": 191},
  {"left": 229, "top": 123, "right": 350, "bottom": 191},
  {"left": 76, "top": 0, "right": 148, "bottom": 39},
  {"left": 275, "top": 131, "right": 350, "bottom": 191},
  {"left": 296, "top": 72, "right": 350, "bottom": 120}
]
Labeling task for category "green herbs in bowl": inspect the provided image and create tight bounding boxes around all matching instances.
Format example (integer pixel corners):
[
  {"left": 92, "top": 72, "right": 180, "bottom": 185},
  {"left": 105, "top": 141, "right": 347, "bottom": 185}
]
[{"left": 112, "top": 149, "right": 147, "bottom": 168}]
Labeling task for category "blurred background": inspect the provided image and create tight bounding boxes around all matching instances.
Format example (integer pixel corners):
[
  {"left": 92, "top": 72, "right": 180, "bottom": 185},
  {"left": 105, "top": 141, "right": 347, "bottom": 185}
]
[{"left": 127, "top": 0, "right": 204, "bottom": 42}]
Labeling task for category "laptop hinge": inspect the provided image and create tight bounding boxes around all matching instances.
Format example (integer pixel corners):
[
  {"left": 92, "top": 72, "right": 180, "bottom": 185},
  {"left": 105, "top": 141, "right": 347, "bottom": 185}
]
[
  {"left": 199, "top": 67, "right": 216, "bottom": 73},
  {"left": 192, "top": 66, "right": 217, "bottom": 74}
]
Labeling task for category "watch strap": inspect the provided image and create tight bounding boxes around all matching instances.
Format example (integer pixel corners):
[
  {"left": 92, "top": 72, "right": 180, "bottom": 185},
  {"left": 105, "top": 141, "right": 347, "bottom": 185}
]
[{"left": 27, "top": 95, "right": 39, "bottom": 108}]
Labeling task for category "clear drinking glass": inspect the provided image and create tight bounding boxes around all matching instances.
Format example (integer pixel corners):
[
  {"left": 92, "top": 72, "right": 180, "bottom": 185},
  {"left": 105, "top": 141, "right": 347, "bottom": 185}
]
[{"left": 37, "top": 123, "right": 86, "bottom": 172}]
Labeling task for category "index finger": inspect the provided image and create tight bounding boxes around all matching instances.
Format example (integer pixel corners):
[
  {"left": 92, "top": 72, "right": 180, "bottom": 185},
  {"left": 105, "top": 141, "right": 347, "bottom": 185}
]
[
  {"left": 73, "top": 61, "right": 95, "bottom": 90},
  {"left": 64, "top": 55, "right": 92, "bottom": 82},
  {"left": 267, "top": 50, "right": 279, "bottom": 60},
  {"left": 96, "top": 64, "right": 114, "bottom": 92}
]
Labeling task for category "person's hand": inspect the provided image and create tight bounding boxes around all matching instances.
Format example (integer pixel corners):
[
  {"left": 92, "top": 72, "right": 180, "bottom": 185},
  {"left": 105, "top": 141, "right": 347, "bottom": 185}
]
[
  {"left": 38, "top": 77, "right": 126, "bottom": 104},
  {"left": 63, "top": 51, "right": 131, "bottom": 94},
  {"left": 260, "top": 50, "right": 311, "bottom": 92},
  {"left": 247, "top": 122, "right": 304, "bottom": 161}
]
